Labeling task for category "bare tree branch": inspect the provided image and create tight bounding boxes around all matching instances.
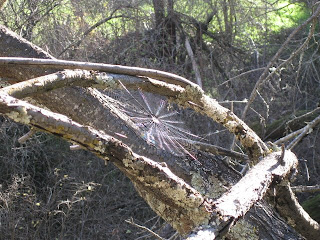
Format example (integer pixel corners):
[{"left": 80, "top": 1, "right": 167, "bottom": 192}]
[
  {"left": 241, "top": 4, "right": 320, "bottom": 120},
  {"left": 287, "top": 114, "right": 320, "bottom": 149},
  {"left": 185, "top": 37, "right": 203, "bottom": 88},
  {"left": 275, "top": 182, "right": 320, "bottom": 240},
  {"left": 0, "top": 67, "right": 265, "bottom": 161},
  {"left": 187, "top": 150, "right": 299, "bottom": 239},
  {"left": 0, "top": 92, "right": 211, "bottom": 235},
  {"left": 58, "top": 6, "right": 125, "bottom": 57},
  {"left": 0, "top": 57, "right": 196, "bottom": 87},
  {"left": 292, "top": 184, "right": 320, "bottom": 193}
]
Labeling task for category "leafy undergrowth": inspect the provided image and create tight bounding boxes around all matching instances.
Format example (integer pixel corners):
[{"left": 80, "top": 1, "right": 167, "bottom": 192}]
[{"left": 0, "top": 116, "right": 177, "bottom": 239}]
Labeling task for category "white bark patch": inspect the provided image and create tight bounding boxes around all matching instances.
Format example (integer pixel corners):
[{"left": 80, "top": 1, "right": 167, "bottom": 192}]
[{"left": 6, "top": 106, "right": 31, "bottom": 124}]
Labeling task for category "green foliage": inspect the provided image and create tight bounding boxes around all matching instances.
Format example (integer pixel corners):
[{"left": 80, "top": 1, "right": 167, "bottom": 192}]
[
  {"left": 302, "top": 194, "right": 320, "bottom": 223},
  {"left": 268, "top": 0, "right": 309, "bottom": 33}
]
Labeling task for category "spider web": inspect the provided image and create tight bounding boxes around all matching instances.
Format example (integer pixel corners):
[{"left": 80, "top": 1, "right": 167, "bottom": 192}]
[{"left": 107, "top": 82, "right": 206, "bottom": 159}]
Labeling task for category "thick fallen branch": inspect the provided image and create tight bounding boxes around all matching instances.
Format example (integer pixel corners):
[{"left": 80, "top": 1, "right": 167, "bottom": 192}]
[
  {"left": 187, "top": 150, "right": 299, "bottom": 239},
  {"left": 0, "top": 92, "right": 211, "bottom": 235},
  {"left": 0, "top": 69, "right": 262, "bottom": 161}
]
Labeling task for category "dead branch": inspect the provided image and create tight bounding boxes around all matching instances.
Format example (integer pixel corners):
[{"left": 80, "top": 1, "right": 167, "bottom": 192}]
[
  {"left": 266, "top": 107, "right": 320, "bottom": 141},
  {"left": 187, "top": 150, "right": 299, "bottom": 239},
  {"left": 0, "top": 69, "right": 265, "bottom": 161},
  {"left": 287, "top": 114, "right": 320, "bottom": 149},
  {"left": 0, "top": 57, "right": 196, "bottom": 87},
  {"left": 218, "top": 67, "right": 265, "bottom": 87},
  {"left": 0, "top": 92, "right": 211, "bottom": 235},
  {"left": 241, "top": 4, "right": 320, "bottom": 120},
  {"left": 213, "top": 150, "right": 297, "bottom": 220},
  {"left": 292, "top": 184, "right": 320, "bottom": 193},
  {"left": 18, "top": 128, "right": 36, "bottom": 143},
  {"left": 185, "top": 37, "right": 203, "bottom": 88},
  {"left": 275, "top": 182, "right": 320, "bottom": 240},
  {"left": 274, "top": 128, "right": 304, "bottom": 145}
]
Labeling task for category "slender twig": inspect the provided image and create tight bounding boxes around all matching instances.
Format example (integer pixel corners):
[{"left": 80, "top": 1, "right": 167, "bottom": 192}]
[
  {"left": 59, "top": 6, "right": 125, "bottom": 56},
  {"left": 18, "top": 128, "right": 36, "bottom": 143},
  {"left": 70, "top": 145, "right": 82, "bottom": 151},
  {"left": 274, "top": 128, "right": 304, "bottom": 145},
  {"left": 287, "top": 114, "right": 320, "bottom": 150},
  {"left": 125, "top": 218, "right": 165, "bottom": 240},
  {"left": 185, "top": 37, "right": 202, "bottom": 88},
  {"left": 192, "top": 141, "right": 248, "bottom": 161},
  {"left": 291, "top": 185, "right": 320, "bottom": 193},
  {"left": 241, "top": 4, "right": 320, "bottom": 120},
  {"left": 218, "top": 67, "right": 265, "bottom": 87}
]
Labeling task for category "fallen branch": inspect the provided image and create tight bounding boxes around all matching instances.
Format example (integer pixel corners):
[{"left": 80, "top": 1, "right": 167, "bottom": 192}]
[
  {"left": 187, "top": 150, "right": 299, "bottom": 239},
  {"left": 0, "top": 69, "right": 265, "bottom": 161},
  {"left": 292, "top": 184, "right": 320, "bottom": 193},
  {"left": 275, "top": 182, "right": 320, "bottom": 240},
  {"left": 0, "top": 57, "right": 196, "bottom": 87},
  {"left": 287, "top": 114, "right": 320, "bottom": 149},
  {"left": 0, "top": 92, "right": 211, "bottom": 235}
]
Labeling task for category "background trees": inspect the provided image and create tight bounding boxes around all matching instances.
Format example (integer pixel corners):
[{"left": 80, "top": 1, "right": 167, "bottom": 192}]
[{"left": 0, "top": 0, "right": 320, "bottom": 239}]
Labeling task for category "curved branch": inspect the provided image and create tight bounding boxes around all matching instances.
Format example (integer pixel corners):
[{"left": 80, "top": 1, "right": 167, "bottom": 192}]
[
  {"left": 0, "top": 57, "right": 196, "bottom": 87},
  {"left": 0, "top": 69, "right": 265, "bottom": 161},
  {"left": 0, "top": 92, "right": 211, "bottom": 235},
  {"left": 275, "top": 182, "right": 320, "bottom": 240}
]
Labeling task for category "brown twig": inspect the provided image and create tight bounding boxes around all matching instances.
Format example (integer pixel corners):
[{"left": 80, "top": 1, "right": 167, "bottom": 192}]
[
  {"left": 241, "top": 4, "right": 320, "bottom": 120},
  {"left": 287, "top": 114, "right": 320, "bottom": 150},
  {"left": 125, "top": 218, "right": 165, "bottom": 240},
  {"left": 58, "top": 7, "right": 125, "bottom": 57}
]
